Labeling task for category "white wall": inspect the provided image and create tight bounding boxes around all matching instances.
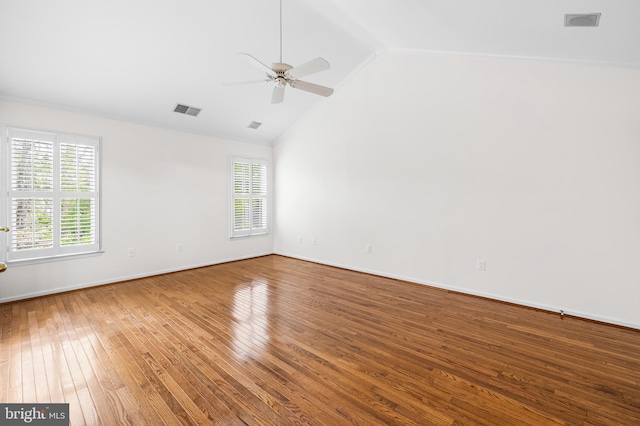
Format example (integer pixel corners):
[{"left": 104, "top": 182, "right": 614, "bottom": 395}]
[
  {"left": 0, "top": 99, "right": 273, "bottom": 302},
  {"left": 3, "top": 52, "right": 639, "bottom": 329},
  {"left": 274, "top": 51, "right": 640, "bottom": 328}
]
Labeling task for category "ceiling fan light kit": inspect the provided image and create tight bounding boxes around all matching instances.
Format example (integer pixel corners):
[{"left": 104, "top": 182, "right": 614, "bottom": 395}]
[{"left": 229, "top": 0, "right": 334, "bottom": 104}]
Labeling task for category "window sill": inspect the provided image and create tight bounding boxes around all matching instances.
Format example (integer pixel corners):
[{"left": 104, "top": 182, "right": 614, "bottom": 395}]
[
  {"left": 230, "top": 232, "right": 270, "bottom": 240},
  {"left": 6, "top": 250, "right": 105, "bottom": 267}
]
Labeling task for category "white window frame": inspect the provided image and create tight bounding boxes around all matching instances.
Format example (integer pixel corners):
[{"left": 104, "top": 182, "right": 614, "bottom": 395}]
[
  {"left": 230, "top": 156, "right": 269, "bottom": 238},
  {"left": 1, "top": 126, "right": 102, "bottom": 265}
]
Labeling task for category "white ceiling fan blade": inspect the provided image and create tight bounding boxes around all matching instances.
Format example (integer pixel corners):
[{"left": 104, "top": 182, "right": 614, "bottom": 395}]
[
  {"left": 222, "top": 79, "right": 271, "bottom": 86},
  {"left": 271, "top": 85, "right": 285, "bottom": 104},
  {"left": 289, "top": 80, "right": 334, "bottom": 97},
  {"left": 239, "top": 53, "right": 275, "bottom": 76},
  {"left": 288, "top": 57, "right": 330, "bottom": 79}
]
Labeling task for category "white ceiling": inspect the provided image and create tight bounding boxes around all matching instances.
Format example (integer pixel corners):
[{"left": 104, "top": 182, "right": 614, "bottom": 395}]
[{"left": 1, "top": 0, "right": 638, "bottom": 145}]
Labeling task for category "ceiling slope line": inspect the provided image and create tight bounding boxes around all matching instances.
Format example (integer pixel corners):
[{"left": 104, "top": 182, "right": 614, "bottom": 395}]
[
  {"left": 273, "top": 49, "right": 381, "bottom": 146},
  {"left": 383, "top": 47, "right": 640, "bottom": 70}
]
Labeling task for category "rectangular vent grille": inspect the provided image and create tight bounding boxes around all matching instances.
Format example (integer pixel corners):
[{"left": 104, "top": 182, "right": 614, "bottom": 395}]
[
  {"left": 247, "top": 121, "right": 262, "bottom": 129},
  {"left": 174, "top": 103, "right": 202, "bottom": 117},
  {"left": 564, "top": 13, "right": 601, "bottom": 27}
]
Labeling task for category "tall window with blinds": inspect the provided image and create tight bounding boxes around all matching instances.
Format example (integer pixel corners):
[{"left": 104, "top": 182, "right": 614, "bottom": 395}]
[
  {"left": 2, "top": 128, "right": 101, "bottom": 263},
  {"left": 231, "top": 157, "right": 268, "bottom": 238}
]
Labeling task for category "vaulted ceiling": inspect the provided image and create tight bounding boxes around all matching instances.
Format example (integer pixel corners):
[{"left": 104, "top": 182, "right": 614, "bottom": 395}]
[{"left": 1, "top": 0, "right": 638, "bottom": 145}]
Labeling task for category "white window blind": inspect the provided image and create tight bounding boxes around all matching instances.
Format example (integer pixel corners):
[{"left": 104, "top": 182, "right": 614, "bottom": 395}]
[
  {"left": 231, "top": 157, "right": 268, "bottom": 237},
  {"left": 3, "top": 128, "right": 101, "bottom": 263}
]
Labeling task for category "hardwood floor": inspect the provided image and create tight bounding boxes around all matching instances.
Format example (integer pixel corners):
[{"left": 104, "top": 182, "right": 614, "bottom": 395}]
[{"left": 1, "top": 255, "right": 639, "bottom": 425}]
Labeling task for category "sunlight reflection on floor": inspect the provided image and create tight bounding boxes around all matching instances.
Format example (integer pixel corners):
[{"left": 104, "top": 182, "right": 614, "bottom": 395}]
[{"left": 231, "top": 280, "right": 269, "bottom": 357}]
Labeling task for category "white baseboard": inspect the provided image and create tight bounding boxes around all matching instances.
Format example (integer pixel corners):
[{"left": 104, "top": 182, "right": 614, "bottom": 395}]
[
  {"left": 0, "top": 251, "right": 273, "bottom": 304},
  {"left": 5, "top": 250, "right": 637, "bottom": 331},
  {"left": 274, "top": 251, "right": 640, "bottom": 331}
]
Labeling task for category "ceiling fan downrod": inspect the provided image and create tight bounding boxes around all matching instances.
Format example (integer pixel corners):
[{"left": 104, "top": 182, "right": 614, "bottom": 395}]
[{"left": 279, "top": 0, "right": 283, "bottom": 63}]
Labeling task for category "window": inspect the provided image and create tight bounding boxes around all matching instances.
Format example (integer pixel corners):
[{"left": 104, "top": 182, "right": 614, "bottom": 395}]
[
  {"left": 1, "top": 127, "right": 101, "bottom": 263},
  {"left": 231, "top": 157, "right": 268, "bottom": 238}
]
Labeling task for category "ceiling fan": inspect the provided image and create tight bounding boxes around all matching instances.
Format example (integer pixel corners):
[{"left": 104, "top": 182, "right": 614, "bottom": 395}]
[{"left": 227, "top": 0, "right": 334, "bottom": 104}]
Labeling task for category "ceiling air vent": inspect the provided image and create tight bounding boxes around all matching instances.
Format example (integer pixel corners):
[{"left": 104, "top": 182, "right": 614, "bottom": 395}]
[
  {"left": 564, "top": 13, "right": 601, "bottom": 27},
  {"left": 247, "top": 121, "right": 262, "bottom": 129},
  {"left": 174, "top": 103, "right": 202, "bottom": 117}
]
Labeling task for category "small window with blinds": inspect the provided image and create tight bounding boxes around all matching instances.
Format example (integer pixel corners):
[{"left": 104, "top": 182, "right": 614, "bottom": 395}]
[
  {"left": 2, "top": 127, "right": 101, "bottom": 263},
  {"left": 231, "top": 157, "right": 268, "bottom": 238}
]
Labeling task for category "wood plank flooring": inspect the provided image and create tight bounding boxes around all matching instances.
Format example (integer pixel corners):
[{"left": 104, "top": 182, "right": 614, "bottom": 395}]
[{"left": 1, "top": 255, "right": 639, "bottom": 425}]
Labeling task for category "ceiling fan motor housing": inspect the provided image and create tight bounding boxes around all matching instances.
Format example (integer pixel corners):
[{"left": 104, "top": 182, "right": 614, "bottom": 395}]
[
  {"left": 271, "top": 63, "right": 294, "bottom": 87},
  {"left": 272, "top": 63, "right": 292, "bottom": 72}
]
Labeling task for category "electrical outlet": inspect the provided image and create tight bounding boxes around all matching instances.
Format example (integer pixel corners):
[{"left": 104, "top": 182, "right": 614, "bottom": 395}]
[
  {"left": 176, "top": 243, "right": 183, "bottom": 252},
  {"left": 128, "top": 248, "right": 136, "bottom": 257},
  {"left": 312, "top": 238, "right": 317, "bottom": 245},
  {"left": 298, "top": 236, "right": 303, "bottom": 244},
  {"left": 366, "top": 244, "right": 372, "bottom": 254},
  {"left": 477, "top": 259, "right": 486, "bottom": 271}
]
